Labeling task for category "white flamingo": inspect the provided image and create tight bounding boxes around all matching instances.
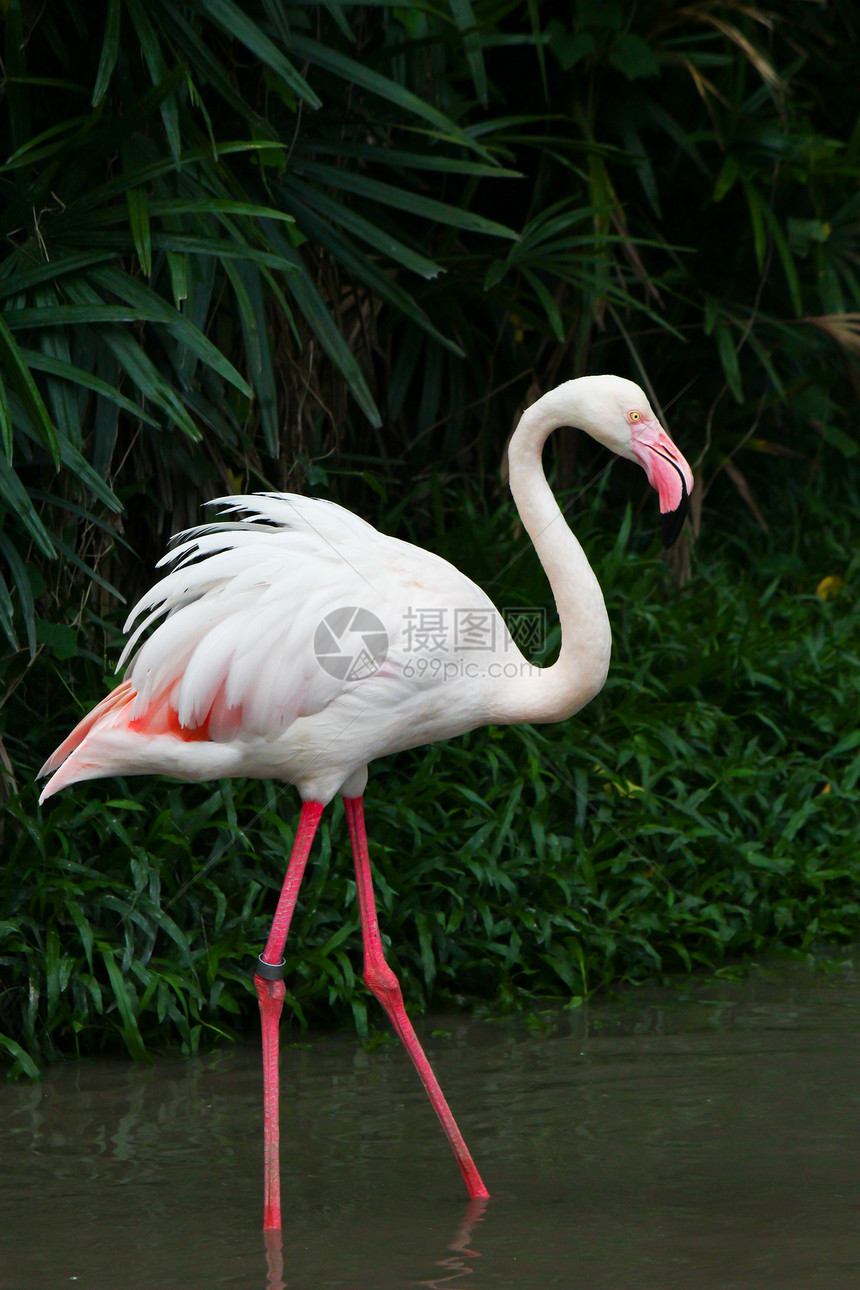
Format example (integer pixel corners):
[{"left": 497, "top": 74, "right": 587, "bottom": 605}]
[{"left": 39, "top": 375, "right": 693, "bottom": 1228}]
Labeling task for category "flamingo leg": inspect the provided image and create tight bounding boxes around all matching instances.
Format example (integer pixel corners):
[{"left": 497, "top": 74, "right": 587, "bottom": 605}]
[
  {"left": 255, "top": 799, "right": 324, "bottom": 1231},
  {"left": 343, "top": 795, "right": 490, "bottom": 1200}
]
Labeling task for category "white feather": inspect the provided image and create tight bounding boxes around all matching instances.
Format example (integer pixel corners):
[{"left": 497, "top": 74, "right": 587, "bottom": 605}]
[{"left": 116, "top": 494, "right": 490, "bottom": 750}]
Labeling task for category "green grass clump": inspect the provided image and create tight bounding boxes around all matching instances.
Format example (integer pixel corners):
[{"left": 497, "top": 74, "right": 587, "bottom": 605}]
[{"left": 2, "top": 464, "right": 859, "bottom": 1077}]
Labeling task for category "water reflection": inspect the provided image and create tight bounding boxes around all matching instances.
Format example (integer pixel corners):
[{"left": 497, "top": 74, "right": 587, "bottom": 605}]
[
  {"left": 419, "top": 1196, "right": 488, "bottom": 1290},
  {"left": 260, "top": 1196, "right": 489, "bottom": 1290},
  {"left": 263, "top": 1230, "right": 284, "bottom": 1290},
  {"left": 2, "top": 955, "right": 860, "bottom": 1288}
]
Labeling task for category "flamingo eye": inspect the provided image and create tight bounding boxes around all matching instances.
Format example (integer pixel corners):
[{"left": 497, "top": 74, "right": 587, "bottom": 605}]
[{"left": 628, "top": 410, "right": 641, "bottom": 423}]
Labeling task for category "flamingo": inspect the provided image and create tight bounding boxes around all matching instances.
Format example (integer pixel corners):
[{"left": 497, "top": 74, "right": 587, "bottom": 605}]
[{"left": 38, "top": 375, "right": 693, "bottom": 1228}]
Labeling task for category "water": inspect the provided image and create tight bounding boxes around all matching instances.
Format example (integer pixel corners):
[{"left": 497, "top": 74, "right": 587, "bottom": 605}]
[{"left": 3, "top": 956, "right": 860, "bottom": 1288}]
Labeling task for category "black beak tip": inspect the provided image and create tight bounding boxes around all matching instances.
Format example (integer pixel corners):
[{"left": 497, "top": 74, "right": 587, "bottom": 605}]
[{"left": 661, "top": 481, "right": 690, "bottom": 550}]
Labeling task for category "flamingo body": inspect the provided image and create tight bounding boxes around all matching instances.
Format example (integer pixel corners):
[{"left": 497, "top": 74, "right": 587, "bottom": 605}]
[{"left": 38, "top": 492, "right": 529, "bottom": 804}]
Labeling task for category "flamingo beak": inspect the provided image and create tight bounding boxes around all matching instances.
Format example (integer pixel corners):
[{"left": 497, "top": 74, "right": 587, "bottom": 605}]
[{"left": 630, "top": 423, "right": 695, "bottom": 549}]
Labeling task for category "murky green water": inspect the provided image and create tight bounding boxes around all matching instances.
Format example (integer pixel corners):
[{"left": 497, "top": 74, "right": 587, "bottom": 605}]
[{"left": 3, "top": 957, "right": 860, "bottom": 1288}]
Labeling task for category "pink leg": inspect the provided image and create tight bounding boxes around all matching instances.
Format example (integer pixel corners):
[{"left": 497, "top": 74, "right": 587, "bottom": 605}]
[
  {"left": 343, "top": 795, "right": 490, "bottom": 1200},
  {"left": 255, "top": 799, "right": 324, "bottom": 1230}
]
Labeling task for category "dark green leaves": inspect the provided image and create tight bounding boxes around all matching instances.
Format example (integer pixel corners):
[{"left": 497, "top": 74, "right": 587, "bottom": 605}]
[
  {"left": 92, "top": 0, "right": 122, "bottom": 108},
  {"left": 4, "top": 0, "right": 860, "bottom": 1079},
  {"left": 0, "top": 0, "right": 523, "bottom": 651},
  {"left": 195, "top": 0, "right": 322, "bottom": 110}
]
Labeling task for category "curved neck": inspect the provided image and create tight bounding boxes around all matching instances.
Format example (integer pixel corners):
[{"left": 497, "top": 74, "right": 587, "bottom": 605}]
[{"left": 499, "top": 386, "right": 611, "bottom": 724}]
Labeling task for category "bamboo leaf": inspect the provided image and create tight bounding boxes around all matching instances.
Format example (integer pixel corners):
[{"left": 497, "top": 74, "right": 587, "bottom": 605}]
[
  {"left": 523, "top": 268, "right": 565, "bottom": 341},
  {"left": 286, "top": 177, "right": 443, "bottom": 278},
  {"left": 298, "top": 162, "right": 517, "bottom": 239},
  {"left": 0, "top": 454, "right": 56, "bottom": 558},
  {"left": 5, "top": 306, "right": 166, "bottom": 328},
  {"left": 526, "top": 0, "right": 548, "bottom": 98},
  {"left": 746, "top": 330, "right": 785, "bottom": 397},
  {"left": 287, "top": 194, "right": 461, "bottom": 353},
  {"left": 34, "top": 291, "right": 84, "bottom": 449},
  {"left": 29, "top": 489, "right": 130, "bottom": 540},
  {"left": 60, "top": 280, "right": 202, "bottom": 439},
  {"left": 66, "top": 900, "right": 95, "bottom": 971},
  {"left": 0, "top": 249, "right": 123, "bottom": 296},
  {"left": 55, "top": 439, "right": 122, "bottom": 513},
  {"left": 101, "top": 950, "right": 148, "bottom": 1059},
  {"left": 196, "top": 0, "right": 322, "bottom": 109},
  {"left": 126, "top": 188, "right": 152, "bottom": 278},
  {"left": 124, "top": 0, "right": 181, "bottom": 159},
  {"left": 75, "top": 141, "right": 290, "bottom": 210},
  {"left": 742, "top": 180, "right": 767, "bottom": 273},
  {"left": 447, "top": 0, "right": 488, "bottom": 107},
  {"left": 4, "top": 113, "right": 97, "bottom": 167},
  {"left": 0, "top": 531, "right": 35, "bottom": 660},
  {"left": 263, "top": 224, "right": 381, "bottom": 426},
  {"left": 4, "top": 0, "right": 30, "bottom": 154},
  {"left": 19, "top": 349, "right": 160, "bottom": 426},
  {"left": 714, "top": 323, "right": 744, "bottom": 402},
  {"left": 0, "top": 1032, "right": 40, "bottom": 1079},
  {"left": 310, "top": 0, "right": 353, "bottom": 43},
  {"left": 92, "top": 0, "right": 122, "bottom": 106},
  {"left": 52, "top": 535, "right": 123, "bottom": 597},
  {"left": 0, "top": 315, "right": 60, "bottom": 466},
  {"left": 0, "top": 375, "right": 13, "bottom": 462},
  {"left": 148, "top": 199, "right": 295, "bottom": 223},
  {"left": 714, "top": 154, "right": 739, "bottom": 202},
  {"left": 760, "top": 203, "right": 804, "bottom": 316},
  {"left": 289, "top": 33, "right": 494, "bottom": 160},
  {"left": 308, "top": 142, "right": 520, "bottom": 178},
  {"left": 221, "top": 261, "right": 279, "bottom": 455},
  {"left": 167, "top": 252, "right": 188, "bottom": 308},
  {"left": 93, "top": 328, "right": 202, "bottom": 441},
  {"left": 87, "top": 267, "right": 253, "bottom": 397},
  {"left": 150, "top": 234, "right": 300, "bottom": 271},
  {"left": 157, "top": 4, "right": 276, "bottom": 129},
  {"left": 12, "top": 403, "right": 121, "bottom": 513},
  {"left": 0, "top": 569, "right": 18, "bottom": 650}
]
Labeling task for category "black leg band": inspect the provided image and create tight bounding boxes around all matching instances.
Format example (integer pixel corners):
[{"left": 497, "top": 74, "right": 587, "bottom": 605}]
[{"left": 255, "top": 955, "right": 286, "bottom": 981}]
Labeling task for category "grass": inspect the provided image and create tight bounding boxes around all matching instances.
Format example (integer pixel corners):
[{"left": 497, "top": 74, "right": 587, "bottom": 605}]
[{"left": 1, "top": 455, "right": 859, "bottom": 1077}]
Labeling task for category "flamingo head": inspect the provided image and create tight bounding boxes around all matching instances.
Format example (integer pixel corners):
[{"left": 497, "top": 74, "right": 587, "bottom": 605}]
[
  {"left": 628, "top": 412, "right": 694, "bottom": 548},
  {"left": 575, "top": 376, "right": 695, "bottom": 548}
]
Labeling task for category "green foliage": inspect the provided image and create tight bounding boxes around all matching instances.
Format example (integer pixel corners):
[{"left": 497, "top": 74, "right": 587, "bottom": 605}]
[
  {"left": 0, "top": 0, "right": 516, "bottom": 653},
  {"left": 3, "top": 459, "right": 858, "bottom": 1074},
  {"left": 2, "top": 0, "right": 860, "bottom": 1074},
  {"left": 3, "top": 0, "right": 860, "bottom": 649}
]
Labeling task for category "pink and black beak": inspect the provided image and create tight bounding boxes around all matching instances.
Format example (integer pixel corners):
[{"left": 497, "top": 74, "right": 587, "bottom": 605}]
[{"left": 630, "top": 424, "right": 695, "bottom": 549}]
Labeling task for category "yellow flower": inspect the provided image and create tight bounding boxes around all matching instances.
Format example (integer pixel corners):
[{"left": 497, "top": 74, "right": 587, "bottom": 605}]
[{"left": 817, "top": 575, "right": 844, "bottom": 599}]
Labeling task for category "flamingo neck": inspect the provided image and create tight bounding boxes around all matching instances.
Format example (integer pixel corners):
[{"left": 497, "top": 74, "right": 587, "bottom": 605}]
[{"left": 501, "top": 385, "right": 612, "bottom": 724}]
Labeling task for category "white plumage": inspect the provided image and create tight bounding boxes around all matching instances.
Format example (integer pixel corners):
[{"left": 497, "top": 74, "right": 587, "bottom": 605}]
[{"left": 40, "top": 491, "right": 522, "bottom": 803}]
